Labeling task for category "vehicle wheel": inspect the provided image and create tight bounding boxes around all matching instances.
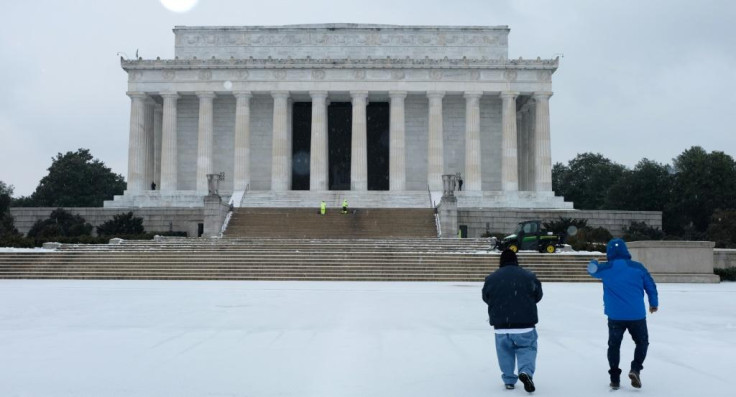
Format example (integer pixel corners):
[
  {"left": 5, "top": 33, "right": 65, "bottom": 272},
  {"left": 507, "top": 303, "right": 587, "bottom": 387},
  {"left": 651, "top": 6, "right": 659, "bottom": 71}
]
[
  {"left": 545, "top": 244, "right": 556, "bottom": 254},
  {"left": 508, "top": 244, "right": 518, "bottom": 253}
]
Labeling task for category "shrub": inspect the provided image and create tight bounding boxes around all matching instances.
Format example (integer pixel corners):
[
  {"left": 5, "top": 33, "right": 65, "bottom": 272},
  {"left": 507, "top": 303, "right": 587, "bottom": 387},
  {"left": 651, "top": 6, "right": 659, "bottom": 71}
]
[
  {"left": 714, "top": 267, "right": 736, "bottom": 282},
  {"left": 0, "top": 234, "right": 35, "bottom": 248},
  {"left": 543, "top": 217, "right": 588, "bottom": 234},
  {"left": 567, "top": 226, "right": 613, "bottom": 252},
  {"left": 623, "top": 221, "right": 665, "bottom": 242},
  {"left": 27, "top": 208, "right": 93, "bottom": 238},
  {"left": 97, "top": 212, "right": 145, "bottom": 236}
]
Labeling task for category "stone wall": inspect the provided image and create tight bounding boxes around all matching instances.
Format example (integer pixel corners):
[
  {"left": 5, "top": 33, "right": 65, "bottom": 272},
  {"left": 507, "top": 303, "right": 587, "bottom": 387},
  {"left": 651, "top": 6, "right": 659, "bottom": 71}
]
[
  {"left": 10, "top": 208, "right": 204, "bottom": 237},
  {"left": 628, "top": 241, "right": 719, "bottom": 283},
  {"left": 458, "top": 208, "right": 662, "bottom": 238},
  {"left": 714, "top": 249, "right": 736, "bottom": 269}
]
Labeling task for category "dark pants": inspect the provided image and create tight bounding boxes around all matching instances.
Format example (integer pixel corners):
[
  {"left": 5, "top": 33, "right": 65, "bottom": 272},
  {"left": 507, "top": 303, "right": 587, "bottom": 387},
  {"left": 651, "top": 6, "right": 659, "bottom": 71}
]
[{"left": 608, "top": 318, "right": 649, "bottom": 373}]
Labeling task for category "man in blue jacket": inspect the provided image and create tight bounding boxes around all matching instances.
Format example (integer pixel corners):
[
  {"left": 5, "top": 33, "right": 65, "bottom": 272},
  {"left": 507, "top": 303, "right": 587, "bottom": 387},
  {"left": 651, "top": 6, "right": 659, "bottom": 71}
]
[
  {"left": 588, "top": 238, "right": 659, "bottom": 390},
  {"left": 482, "top": 249, "right": 543, "bottom": 393}
]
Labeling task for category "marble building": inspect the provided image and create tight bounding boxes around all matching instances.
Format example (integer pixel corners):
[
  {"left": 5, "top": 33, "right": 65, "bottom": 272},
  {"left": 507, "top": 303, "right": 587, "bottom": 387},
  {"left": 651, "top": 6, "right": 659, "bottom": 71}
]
[{"left": 105, "top": 24, "right": 571, "bottom": 209}]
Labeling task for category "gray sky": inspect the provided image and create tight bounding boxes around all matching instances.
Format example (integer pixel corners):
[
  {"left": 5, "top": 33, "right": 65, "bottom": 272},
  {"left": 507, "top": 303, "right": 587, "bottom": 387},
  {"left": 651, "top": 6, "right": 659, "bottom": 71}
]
[{"left": 1, "top": 0, "right": 735, "bottom": 196}]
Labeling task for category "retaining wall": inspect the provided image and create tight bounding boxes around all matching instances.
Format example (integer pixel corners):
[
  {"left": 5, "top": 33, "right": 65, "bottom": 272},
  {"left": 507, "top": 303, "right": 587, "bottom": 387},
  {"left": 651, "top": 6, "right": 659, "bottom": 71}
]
[
  {"left": 714, "top": 249, "right": 736, "bottom": 269},
  {"left": 458, "top": 209, "right": 662, "bottom": 238},
  {"left": 10, "top": 207, "right": 204, "bottom": 237}
]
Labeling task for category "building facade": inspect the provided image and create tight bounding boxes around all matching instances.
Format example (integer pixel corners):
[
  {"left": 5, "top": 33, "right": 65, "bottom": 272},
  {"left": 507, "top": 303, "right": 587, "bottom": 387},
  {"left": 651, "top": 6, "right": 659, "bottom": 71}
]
[{"left": 105, "top": 24, "right": 571, "bottom": 209}]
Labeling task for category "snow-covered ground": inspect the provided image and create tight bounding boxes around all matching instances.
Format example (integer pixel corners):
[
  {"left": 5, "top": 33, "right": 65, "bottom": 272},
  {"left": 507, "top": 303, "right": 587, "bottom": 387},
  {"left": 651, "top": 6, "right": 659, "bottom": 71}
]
[{"left": 0, "top": 280, "right": 733, "bottom": 397}]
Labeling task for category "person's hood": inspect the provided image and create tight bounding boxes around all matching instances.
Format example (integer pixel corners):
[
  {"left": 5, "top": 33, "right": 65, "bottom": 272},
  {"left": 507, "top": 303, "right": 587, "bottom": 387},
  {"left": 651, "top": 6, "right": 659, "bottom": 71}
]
[{"left": 606, "top": 238, "right": 632, "bottom": 261}]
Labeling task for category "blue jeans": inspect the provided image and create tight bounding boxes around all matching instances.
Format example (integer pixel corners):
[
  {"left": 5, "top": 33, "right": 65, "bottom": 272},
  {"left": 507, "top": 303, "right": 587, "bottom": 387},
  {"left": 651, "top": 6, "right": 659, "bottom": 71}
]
[
  {"left": 494, "top": 329, "right": 538, "bottom": 385},
  {"left": 608, "top": 318, "right": 649, "bottom": 372}
]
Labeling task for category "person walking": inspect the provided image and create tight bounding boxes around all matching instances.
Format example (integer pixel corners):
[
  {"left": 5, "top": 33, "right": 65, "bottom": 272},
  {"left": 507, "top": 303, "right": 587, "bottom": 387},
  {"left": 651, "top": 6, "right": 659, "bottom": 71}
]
[
  {"left": 482, "top": 249, "right": 543, "bottom": 392},
  {"left": 588, "top": 238, "right": 659, "bottom": 390}
]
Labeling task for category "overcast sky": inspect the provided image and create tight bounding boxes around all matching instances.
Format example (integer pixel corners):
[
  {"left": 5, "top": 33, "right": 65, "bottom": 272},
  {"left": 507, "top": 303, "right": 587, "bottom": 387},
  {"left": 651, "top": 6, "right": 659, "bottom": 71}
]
[{"left": 1, "top": 0, "right": 734, "bottom": 196}]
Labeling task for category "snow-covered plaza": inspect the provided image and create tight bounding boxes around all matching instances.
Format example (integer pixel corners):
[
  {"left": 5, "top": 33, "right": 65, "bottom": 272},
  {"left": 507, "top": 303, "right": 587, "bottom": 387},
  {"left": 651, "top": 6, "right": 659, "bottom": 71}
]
[{"left": 1, "top": 280, "right": 734, "bottom": 396}]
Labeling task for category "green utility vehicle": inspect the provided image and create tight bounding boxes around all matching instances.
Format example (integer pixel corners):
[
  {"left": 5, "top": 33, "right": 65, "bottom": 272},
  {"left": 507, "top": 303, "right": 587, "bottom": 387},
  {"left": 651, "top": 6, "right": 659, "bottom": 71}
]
[{"left": 494, "top": 220, "right": 567, "bottom": 253}]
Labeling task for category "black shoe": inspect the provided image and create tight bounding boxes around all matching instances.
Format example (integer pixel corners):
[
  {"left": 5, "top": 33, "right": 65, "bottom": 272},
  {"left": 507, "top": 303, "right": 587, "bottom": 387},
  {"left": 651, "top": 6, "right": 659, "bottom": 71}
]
[
  {"left": 519, "top": 372, "right": 535, "bottom": 393},
  {"left": 505, "top": 384, "right": 515, "bottom": 390},
  {"left": 629, "top": 371, "right": 641, "bottom": 388},
  {"left": 609, "top": 368, "right": 622, "bottom": 390}
]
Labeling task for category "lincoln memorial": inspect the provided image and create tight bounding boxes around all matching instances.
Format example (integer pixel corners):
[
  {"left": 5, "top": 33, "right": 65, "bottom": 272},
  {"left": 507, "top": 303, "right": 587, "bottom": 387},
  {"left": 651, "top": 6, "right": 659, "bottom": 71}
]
[{"left": 105, "top": 24, "right": 572, "bottom": 209}]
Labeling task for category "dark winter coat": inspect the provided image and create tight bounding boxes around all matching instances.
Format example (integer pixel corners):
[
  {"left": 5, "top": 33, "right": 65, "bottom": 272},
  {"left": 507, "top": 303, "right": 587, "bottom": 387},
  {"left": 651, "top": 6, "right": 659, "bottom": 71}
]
[{"left": 481, "top": 262, "right": 543, "bottom": 329}]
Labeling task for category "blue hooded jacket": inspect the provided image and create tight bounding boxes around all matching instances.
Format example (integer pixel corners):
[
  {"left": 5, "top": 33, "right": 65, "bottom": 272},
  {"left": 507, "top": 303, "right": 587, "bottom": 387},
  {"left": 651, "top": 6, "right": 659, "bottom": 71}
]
[{"left": 588, "top": 238, "right": 659, "bottom": 320}]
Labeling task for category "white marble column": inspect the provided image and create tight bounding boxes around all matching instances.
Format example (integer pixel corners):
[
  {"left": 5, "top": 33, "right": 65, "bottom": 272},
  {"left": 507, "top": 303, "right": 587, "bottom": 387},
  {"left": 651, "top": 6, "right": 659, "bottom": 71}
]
[
  {"left": 287, "top": 97, "right": 293, "bottom": 189},
  {"left": 500, "top": 91, "right": 519, "bottom": 192},
  {"left": 350, "top": 91, "right": 368, "bottom": 191},
  {"left": 160, "top": 92, "right": 179, "bottom": 192},
  {"left": 143, "top": 99, "right": 155, "bottom": 190},
  {"left": 126, "top": 92, "right": 147, "bottom": 192},
  {"left": 153, "top": 103, "right": 163, "bottom": 189},
  {"left": 427, "top": 91, "right": 445, "bottom": 191},
  {"left": 271, "top": 91, "right": 291, "bottom": 191},
  {"left": 533, "top": 91, "right": 553, "bottom": 192},
  {"left": 516, "top": 104, "right": 529, "bottom": 190},
  {"left": 526, "top": 101, "right": 537, "bottom": 191},
  {"left": 310, "top": 91, "right": 329, "bottom": 190},
  {"left": 195, "top": 92, "right": 216, "bottom": 193},
  {"left": 389, "top": 91, "right": 407, "bottom": 191},
  {"left": 464, "top": 91, "right": 483, "bottom": 191},
  {"left": 233, "top": 91, "right": 252, "bottom": 191}
]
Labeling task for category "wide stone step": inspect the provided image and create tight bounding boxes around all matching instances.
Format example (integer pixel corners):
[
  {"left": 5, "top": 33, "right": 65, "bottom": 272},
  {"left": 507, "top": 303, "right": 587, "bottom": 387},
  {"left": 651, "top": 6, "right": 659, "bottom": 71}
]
[{"left": 0, "top": 236, "right": 605, "bottom": 282}]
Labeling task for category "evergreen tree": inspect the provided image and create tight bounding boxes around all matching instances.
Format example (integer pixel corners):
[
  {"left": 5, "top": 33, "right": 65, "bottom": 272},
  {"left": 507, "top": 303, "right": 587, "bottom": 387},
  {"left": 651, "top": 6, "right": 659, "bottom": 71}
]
[
  {"left": 552, "top": 153, "right": 627, "bottom": 210},
  {"left": 21, "top": 149, "right": 126, "bottom": 207},
  {"left": 0, "top": 181, "right": 19, "bottom": 237}
]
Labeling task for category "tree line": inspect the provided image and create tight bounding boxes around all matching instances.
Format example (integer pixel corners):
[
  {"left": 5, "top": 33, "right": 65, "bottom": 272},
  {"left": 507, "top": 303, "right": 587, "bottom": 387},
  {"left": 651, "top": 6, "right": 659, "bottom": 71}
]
[{"left": 553, "top": 146, "right": 736, "bottom": 245}]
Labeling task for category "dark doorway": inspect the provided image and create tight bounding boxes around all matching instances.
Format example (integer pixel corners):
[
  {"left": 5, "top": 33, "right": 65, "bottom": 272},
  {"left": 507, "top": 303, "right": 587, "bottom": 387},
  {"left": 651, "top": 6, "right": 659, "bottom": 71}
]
[
  {"left": 291, "top": 102, "right": 312, "bottom": 190},
  {"left": 328, "top": 102, "right": 352, "bottom": 190},
  {"left": 367, "top": 102, "right": 390, "bottom": 190}
]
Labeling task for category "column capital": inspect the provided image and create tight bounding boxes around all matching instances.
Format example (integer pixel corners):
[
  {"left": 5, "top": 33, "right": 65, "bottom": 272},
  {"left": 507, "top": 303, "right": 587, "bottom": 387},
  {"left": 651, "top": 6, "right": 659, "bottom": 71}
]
[
  {"left": 271, "top": 90, "right": 290, "bottom": 100},
  {"left": 464, "top": 91, "right": 483, "bottom": 100},
  {"left": 309, "top": 90, "right": 328, "bottom": 100},
  {"left": 234, "top": 91, "right": 252, "bottom": 100},
  {"left": 159, "top": 91, "right": 179, "bottom": 100},
  {"left": 126, "top": 91, "right": 147, "bottom": 100},
  {"left": 389, "top": 91, "right": 407, "bottom": 100},
  {"left": 427, "top": 91, "right": 446, "bottom": 99},
  {"left": 500, "top": 91, "right": 519, "bottom": 100},
  {"left": 196, "top": 91, "right": 216, "bottom": 100},
  {"left": 350, "top": 91, "right": 368, "bottom": 106},
  {"left": 532, "top": 91, "right": 554, "bottom": 100}
]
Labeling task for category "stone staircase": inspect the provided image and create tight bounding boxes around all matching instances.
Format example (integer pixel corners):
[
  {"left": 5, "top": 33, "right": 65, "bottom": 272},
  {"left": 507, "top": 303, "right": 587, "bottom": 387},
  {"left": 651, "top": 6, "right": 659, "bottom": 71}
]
[
  {"left": 0, "top": 238, "right": 605, "bottom": 282},
  {"left": 226, "top": 207, "right": 438, "bottom": 239}
]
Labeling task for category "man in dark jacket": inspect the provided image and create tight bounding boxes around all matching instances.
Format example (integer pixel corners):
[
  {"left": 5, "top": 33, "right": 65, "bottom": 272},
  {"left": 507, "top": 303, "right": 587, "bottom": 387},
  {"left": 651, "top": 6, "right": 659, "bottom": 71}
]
[
  {"left": 482, "top": 249, "right": 543, "bottom": 393},
  {"left": 588, "top": 238, "right": 658, "bottom": 390}
]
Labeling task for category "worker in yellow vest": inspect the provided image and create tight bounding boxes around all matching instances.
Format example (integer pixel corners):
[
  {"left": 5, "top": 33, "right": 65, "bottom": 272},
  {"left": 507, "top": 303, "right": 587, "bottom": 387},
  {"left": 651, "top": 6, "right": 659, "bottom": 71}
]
[
  {"left": 320, "top": 200, "right": 326, "bottom": 215},
  {"left": 342, "top": 199, "right": 349, "bottom": 214}
]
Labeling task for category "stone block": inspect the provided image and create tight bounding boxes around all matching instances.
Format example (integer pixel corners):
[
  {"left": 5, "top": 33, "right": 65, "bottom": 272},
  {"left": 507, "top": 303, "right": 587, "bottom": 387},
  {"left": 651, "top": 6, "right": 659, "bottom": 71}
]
[{"left": 628, "top": 241, "right": 716, "bottom": 279}]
